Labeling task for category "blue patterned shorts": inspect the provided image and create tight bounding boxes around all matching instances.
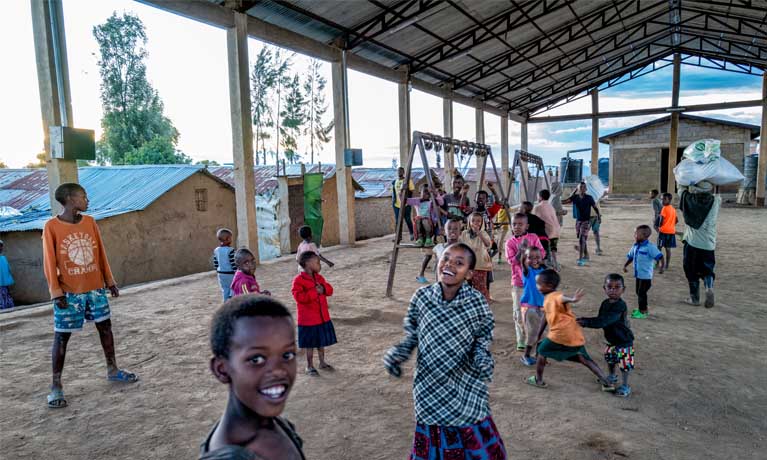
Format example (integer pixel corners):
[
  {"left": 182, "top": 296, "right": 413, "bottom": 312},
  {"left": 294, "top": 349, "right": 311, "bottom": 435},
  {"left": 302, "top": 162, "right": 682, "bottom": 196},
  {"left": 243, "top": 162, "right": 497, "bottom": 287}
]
[
  {"left": 411, "top": 416, "right": 507, "bottom": 460},
  {"left": 53, "top": 289, "right": 111, "bottom": 332}
]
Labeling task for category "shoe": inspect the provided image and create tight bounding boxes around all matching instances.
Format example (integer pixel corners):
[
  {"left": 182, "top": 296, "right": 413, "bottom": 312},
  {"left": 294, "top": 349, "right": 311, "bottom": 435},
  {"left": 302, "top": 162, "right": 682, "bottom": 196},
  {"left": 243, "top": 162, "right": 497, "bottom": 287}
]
[
  {"left": 416, "top": 276, "right": 429, "bottom": 284},
  {"left": 516, "top": 343, "right": 526, "bottom": 351},
  {"left": 630, "top": 309, "right": 648, "bottom": 319},
  {"left": 576, "top": 259, "right": 587, "bottom": 266},
  {"left": 614, "top": 384, "right": 631, "bottom": 398},
  {"left": 704, "top": 289, "right": 715, "bottom": 309},
  {"left": 424, "top": 237, "right": 433, "bottom": 247},
  {"left": 520, "top": 356, "right": 537, "bottom": 366},
  {"left": 415, "top": 238, "right": 425, "bottom": 247},
  {"left": 595, "top": 249, "right": 603, "bottom": 256}
]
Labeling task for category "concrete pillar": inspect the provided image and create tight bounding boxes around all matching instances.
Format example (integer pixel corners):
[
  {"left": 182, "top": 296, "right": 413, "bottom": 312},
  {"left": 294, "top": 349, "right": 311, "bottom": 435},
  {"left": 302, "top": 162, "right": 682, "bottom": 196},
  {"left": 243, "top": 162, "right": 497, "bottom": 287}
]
[
  {"left": 227, "top": 12, "right": 259, "bottom": 258},
  {"left": 756, "top": 73, "right": 767, "bottom": 207},
  {"left": 398, "top": 77, "right": 411, "bottom": 168},
  {"left": 591, "top": 88, "right": 599, "bottom": 175},
  {"left": 475, "top": 107, "right": 486, "bottom": 190},
  {"left": 520, "top": 119, "right": 528, "bottom": 151},
  {"left": 667, "top": 53, "right": 681, "bottom": 194},
  {"left": 500, "top": 115, "right": 509, "bottom": 191},
  {"left": 520, "top": 118, "right": 530, "bottom": 200},
  {"left": 443, "top": 90, "right": 454, "bottom": 176},
  {"left": 331, "top": 52, "right": 356, "bottom": 245},
  {"left": 31, "top": 0, "right": 78, "bottom": 214}
]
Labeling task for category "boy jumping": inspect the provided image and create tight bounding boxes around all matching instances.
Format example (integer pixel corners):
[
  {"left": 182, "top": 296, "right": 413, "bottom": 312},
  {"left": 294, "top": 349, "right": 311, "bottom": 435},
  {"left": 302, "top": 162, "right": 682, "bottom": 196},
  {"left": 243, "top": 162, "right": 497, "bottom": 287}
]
[{"left": 43, "top": 183, "right": 138, "bottom": 408}]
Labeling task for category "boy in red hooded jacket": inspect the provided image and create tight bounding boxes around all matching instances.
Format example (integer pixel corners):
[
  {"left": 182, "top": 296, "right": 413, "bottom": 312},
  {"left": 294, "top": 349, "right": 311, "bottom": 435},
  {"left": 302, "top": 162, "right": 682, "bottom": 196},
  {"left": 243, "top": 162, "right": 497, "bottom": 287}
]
[{"left": 292, "top": 251, "right": 336, "bottom": 376}]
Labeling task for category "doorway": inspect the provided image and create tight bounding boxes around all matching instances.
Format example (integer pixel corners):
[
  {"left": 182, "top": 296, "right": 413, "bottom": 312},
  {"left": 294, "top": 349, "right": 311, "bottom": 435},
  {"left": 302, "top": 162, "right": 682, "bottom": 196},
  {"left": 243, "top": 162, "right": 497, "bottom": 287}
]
[{"left": 660, "top": 147, "right": 684, "bottom": 192}]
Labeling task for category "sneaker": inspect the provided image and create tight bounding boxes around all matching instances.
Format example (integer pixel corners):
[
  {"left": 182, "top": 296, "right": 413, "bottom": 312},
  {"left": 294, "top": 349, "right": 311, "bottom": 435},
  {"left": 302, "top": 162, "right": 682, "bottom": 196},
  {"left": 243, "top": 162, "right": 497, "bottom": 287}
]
[
  {"left": 576, "top": 259, "right": 587, "bottom": 266},
  {"left": 415, "top": 238, "right": 425, "bottom": 247},
  {"left": 631, "top": 309, "right": 648, "bottom": 319},
  {"left": 595, "top": 249, "right": 604, "bottom": 256},
  {"left": 424, "top": 237, "right": 433, "bottom": 247},
  {"left": 415, "top": 276, "right": 429, "bottom": 284},
  {"left": 704, "top": 289, "right": 715, "bottom": 309},
  {"left": 520, "top": 356, "right": 537, "bottom": 366}
]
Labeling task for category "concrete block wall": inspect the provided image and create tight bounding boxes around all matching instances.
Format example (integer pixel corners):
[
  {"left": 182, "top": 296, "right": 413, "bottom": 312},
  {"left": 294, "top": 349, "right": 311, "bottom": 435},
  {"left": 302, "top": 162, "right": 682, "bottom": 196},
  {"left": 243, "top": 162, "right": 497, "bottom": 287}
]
[{"left": 611, "top": 147, "right": 661, "bottom": 193}]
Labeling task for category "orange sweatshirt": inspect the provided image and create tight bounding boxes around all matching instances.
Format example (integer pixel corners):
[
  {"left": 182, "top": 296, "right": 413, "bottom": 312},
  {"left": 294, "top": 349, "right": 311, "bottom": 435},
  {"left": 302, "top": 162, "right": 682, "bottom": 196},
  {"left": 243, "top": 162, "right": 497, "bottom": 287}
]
[{"left": 42, "top": 215, "right": 115, "bottom": 299}]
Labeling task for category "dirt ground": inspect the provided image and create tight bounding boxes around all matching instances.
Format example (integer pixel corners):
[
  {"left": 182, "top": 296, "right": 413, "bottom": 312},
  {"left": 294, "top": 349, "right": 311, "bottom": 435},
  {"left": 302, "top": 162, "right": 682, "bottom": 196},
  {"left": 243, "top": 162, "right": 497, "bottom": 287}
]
[{"left": 1, "top": 200, "right": 766, "bottom": 460}]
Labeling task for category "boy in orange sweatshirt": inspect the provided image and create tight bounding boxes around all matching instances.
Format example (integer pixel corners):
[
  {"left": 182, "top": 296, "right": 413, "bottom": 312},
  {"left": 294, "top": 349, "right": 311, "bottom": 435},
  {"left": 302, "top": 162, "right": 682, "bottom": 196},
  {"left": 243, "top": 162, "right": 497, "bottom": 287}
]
[{"left": 43, "top": 183, "right": 138, "bottom": 409}]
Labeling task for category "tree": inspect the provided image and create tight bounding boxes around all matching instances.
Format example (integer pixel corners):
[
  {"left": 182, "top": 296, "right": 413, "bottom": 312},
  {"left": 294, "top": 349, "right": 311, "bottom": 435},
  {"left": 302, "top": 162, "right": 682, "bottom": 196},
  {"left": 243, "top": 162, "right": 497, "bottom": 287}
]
[
  {"left": 25, "top": 152, "right": 47, "bottom": 168},
  {"left": 303, "top": 59, "right": 333, "bottom": 164},
  {"left": 251, "top": 47, "right": 277, "bottom": 166},
  {"left": 0, "top": 160, "right": 7, "bottom": 169},
  {"left": 93, "top": 12, "right": 181, "bottom": 165},
  {"left": 280, "top": 75, "right": 306, "bottom": 164},
  {"left": 196, "top": 159, "right": 220, "bottom": 167},
  {"left": 272, "top": 49, "right": 293, "bottom": 165}
]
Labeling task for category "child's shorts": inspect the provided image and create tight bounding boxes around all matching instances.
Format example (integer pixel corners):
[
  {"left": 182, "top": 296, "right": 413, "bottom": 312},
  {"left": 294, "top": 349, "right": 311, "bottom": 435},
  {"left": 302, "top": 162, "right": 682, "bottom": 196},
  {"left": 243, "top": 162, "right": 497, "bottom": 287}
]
[
  {"left": 549, "top": 238, "right": 559, "bottom": 252},
  {"left": 604, "top": 345, "right": 635, "bottom": 371},
  {"left": 589, "top": 216, "right": 601, "bottom": 232},
  {"left": 522, "top": 306, "right": 544, "bottom": 346},
  {"left": 657, "top": 233, "right": 677, "bottom": 248},
  {"left": 53, "top": 289, "right": 111, "bottom": 332}
]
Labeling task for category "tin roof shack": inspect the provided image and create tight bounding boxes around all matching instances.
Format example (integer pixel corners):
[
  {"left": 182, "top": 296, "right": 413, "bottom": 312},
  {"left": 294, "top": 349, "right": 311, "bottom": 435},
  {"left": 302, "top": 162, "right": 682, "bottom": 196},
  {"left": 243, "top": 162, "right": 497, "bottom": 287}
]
[
  {"left": 600, "top": 114, "right": 760, "bottom": 194},
  {"left": 0, "top": 166, "right": 235, "bottom": 305}
]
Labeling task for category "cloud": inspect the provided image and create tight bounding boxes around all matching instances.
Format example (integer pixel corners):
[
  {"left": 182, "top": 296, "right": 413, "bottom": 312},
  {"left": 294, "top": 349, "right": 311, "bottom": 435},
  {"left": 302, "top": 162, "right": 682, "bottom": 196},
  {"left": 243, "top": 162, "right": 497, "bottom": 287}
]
[{"left": 551, "top": 125, "right": 591, "bottom": 134}]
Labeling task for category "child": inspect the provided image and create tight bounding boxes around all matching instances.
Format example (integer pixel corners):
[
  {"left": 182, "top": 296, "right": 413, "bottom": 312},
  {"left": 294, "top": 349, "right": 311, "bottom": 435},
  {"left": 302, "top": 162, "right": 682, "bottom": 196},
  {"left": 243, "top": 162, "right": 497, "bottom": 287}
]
[
  {"left": 623, "top": 225, "right": 664, "bottom": 319},
  {"left": 533, "top": 189, "right": 561, "bottom": 270},
  {"left": 296, "top": 225, "right": 334, "bottom": 268},
  {"left": 650, "top": 189, "right": 662, "bottom": 231},
  {"left": 384, "top": 243, "right": 507, "bottom": 459},
  {"left": 406, "top": 184, "right": 442, "bottom": 248},
  {"left": 526, "top": 269, "right": 614, "bottom": 391},
  {"left": 578, "top": 274, "right": 635, "bottom": 398},
  {"left": 657, "top": 193, "right": 677, "bottom": 270},
  {"left": 562, "top": 182, "right": 600, "bottom": 266},
  {"left": 0, "top": 240, "right": 15, "bottom": 309},
  {"left": 292, "top": 251, "right": 336, "bottom": 376},
  {"left": 519, "top": 247, "right": 546, "bottom": 366},
  {"left": 417, "top": 217, "right": 461, "bottom": 284},
  {"left": 505, "top": 213, "right": 545, "bottom": 351},
  {"left": 460, "top": 212, "right": 493, "bottom": 301},
  {"left": 202, "top": 295, "right": 305, "bottom": 459},
  {"left": 231, "top": 248, "right": 271, "bottom": 297},
  {"left": 212, "top": 228, "right": 236, "bottom": 301},
  {"left": 42, "top": 183, "right": 138, "bottom": 409},
  {"left": 521, "top": 201, "right": 549, "bottom": 257},
  {"left": 442, "top": 172, "right": 471, "bottom": 221}
]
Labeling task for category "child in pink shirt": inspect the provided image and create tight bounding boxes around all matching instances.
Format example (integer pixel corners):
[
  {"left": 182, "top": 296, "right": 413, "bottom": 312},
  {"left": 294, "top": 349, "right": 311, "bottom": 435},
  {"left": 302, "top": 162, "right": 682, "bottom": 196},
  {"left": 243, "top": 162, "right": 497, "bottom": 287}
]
[
  {"left": 230, "top": 248, "right": 271, "bottom": 297},
  {"left": 505, "top": 212, "right": 545, "bottom": 351},
  {"left": 296, "top": 225, "right": 334, "bottom": 268}
]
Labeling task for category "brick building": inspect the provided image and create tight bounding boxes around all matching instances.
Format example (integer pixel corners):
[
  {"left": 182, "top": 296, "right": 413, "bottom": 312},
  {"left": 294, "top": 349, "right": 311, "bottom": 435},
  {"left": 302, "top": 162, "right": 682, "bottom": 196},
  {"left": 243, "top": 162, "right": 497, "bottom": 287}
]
[{"left": 600, "top": 114, "right": 760, "bottom": 194}]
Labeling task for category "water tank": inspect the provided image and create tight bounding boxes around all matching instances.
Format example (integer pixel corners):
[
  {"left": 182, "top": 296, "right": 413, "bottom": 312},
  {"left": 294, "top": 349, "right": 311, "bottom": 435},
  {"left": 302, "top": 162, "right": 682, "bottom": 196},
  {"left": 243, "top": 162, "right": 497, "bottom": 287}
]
[
  {"left": 560, "top": 157, "right": 583, "bottom": 184},
  {"left": 598, "top": 158, "right": 609, "bottom": 186},
  {"left": 742, "top": 154, "right": 758, "bottom": 189}
]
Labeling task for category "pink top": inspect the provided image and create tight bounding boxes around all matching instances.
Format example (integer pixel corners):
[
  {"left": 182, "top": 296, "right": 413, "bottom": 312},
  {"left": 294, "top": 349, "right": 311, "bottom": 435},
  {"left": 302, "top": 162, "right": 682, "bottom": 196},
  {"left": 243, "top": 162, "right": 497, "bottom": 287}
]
[
  {"left": 230, "top": 271, "right": 262, "bottom": 296},
  {"left": 533, "top": 200, "right": 561, "bottom": 239},
  {"left": 505, "top": 233, "right": 546, "bottom": 287},
  {"left": 296, "top": 241, "right": 319, "bottom": 261}
]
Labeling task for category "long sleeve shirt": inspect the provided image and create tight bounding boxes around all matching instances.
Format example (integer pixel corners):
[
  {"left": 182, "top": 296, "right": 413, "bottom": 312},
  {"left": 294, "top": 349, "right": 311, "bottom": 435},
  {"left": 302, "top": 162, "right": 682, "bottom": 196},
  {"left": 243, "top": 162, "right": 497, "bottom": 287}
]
[
  {"left": 384, "top": 282, "right": 494, "bottom": 426},
  {"left": 212, "top": 246, "right": 236, "bottom": 274},
  {"left": 42, "top": 215, "right": 115, "bottom": 299},
  {"left": 291, "top": 272, "right": 334, "bottom": 326},
  {"left": 505, "top": 233, "right": 545, "bottom": 287},
  {"left": 682, "top": 195, "right": 721, "bottom": 251},
  {"left": 532, "top": 200, "right": 561, "bottom": 239},
  {"left": 230, "top": 271, "right": 263, "bottom": 297},
  {"left": 578, "top": 299, "right": 634, "bottom": 347}
]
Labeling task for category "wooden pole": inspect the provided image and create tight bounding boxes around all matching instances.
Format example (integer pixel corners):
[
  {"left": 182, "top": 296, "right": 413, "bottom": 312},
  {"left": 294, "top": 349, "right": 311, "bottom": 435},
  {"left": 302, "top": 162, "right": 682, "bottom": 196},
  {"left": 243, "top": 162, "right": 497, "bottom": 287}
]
[
  {"left": 386, "top": 134, "right": 419, "bottom": 298},
  {"left": 398, "top": 75, "right": 411, "bottom": 168},
  {"left": 475, "top": 108, "right": 486, "bottom": 191},
  {"left": 591, "top": 88, "right": 599, "bottom": 176},
  {"left": 756, "top": 72, "right": 767, "bottom": 207},
  {"left": 443, "top": 90, "right": 454, "bottom": 177},
  {"left": 667, "top": 53, "right": 681, "bottom": 194}
]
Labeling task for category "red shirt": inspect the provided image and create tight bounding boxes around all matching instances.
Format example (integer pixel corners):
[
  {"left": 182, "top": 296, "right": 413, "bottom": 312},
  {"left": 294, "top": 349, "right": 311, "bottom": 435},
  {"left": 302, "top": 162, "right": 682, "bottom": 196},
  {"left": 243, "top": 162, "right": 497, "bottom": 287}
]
[
  {"left": 291, "top": 272, "right": 334, "bottom": 326},
  {"left": 230, "top": 271, "right": 262, "bottom": 296}
]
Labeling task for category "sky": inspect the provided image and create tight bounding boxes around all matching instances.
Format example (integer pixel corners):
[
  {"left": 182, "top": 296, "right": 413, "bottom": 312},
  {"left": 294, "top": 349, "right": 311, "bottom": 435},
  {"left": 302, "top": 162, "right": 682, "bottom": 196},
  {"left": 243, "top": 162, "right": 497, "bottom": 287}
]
[{"left": 0, "top": 0, "right": 763, "bottom": 171}]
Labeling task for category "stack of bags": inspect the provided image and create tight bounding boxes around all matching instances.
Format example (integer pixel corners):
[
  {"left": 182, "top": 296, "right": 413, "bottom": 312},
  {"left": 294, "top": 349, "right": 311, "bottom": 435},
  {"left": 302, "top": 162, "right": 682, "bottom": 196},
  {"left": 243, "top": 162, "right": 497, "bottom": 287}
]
[{"left": 674, "top": 139, "right": 744, "bottom": 191}]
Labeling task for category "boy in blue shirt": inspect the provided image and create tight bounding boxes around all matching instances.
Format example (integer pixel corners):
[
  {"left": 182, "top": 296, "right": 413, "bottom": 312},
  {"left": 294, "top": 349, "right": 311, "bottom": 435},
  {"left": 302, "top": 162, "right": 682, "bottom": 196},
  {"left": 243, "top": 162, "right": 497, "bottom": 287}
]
[
  {"left": 623, "top": 225, "right": 664, "bottom": 319},
  {"left": 212, "top": 228, "right": 237, "bottom": 301}
]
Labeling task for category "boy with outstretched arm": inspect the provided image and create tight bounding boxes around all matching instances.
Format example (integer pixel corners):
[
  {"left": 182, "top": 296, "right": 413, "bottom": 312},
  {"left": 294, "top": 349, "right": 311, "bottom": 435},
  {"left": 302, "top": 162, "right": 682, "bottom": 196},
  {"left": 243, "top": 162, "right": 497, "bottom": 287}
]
[
  {"left": 384, "top": 243, "right": 507, "bottom": 459},
  {"left": 42, "top": 183, "right": 138, "bottom": 409}
]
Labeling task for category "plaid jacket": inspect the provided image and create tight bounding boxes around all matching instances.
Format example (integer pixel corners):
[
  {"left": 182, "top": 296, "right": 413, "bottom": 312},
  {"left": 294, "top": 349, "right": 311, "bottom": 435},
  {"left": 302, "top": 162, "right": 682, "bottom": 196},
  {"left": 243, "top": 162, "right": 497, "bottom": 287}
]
[{"left": 384, "top": 282, "right": 494, "bottom": 426}]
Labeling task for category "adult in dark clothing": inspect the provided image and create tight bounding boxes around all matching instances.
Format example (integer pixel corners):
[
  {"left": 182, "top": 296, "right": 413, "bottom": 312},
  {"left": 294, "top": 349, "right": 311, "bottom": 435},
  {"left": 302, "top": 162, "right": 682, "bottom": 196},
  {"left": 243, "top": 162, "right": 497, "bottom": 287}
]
[
  {"left": 563, "top": 182, "right": 600, "bottom": 266},
  {"left": 679, "top": 183, "right": 720, "bottom": 308},
  {"left": 578, "top": 273, "right": 634, "bottom": 398},
  {"left": 520, "top": 201, "right": 549, "bottom": 259}
]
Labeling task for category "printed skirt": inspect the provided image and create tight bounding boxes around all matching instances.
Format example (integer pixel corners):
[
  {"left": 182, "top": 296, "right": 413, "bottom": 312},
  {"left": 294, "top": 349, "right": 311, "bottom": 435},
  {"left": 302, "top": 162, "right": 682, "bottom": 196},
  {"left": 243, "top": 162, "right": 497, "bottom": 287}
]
[
  {"left": 298, "top": 320, "right": 337, "bottom": 349},
  {"left": 410, "top": 415, "right": 507, "bottom": 460}
]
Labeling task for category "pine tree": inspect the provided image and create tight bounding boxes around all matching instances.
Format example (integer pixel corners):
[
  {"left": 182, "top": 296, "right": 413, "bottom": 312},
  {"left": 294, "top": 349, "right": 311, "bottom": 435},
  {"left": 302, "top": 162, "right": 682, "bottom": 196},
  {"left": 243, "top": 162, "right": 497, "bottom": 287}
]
[
  {"left": 251, "top": 47, "right": 277, "bottom": 166},
  {"left": 303, "top": 59, "right": 334, "bottom": 164},
  {"left": 272, "top": 49, "right": 293, "bottom": 165},
  {"left": 281, "top": 74, "right": 306, "bottom": 164}
]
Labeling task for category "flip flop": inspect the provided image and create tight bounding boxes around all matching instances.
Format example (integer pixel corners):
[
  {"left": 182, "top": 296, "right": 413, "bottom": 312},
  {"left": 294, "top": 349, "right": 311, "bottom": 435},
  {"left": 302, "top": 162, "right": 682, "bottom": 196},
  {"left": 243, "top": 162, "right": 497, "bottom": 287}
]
[
  {"left": 47, "top": 389, "right": 67, "bottom": 409},
  {"left": 306, "top": 367, "right": 319, "bottom": 376},
  {"left": 319, "top": 363, "right": 335, "bottom": 371},
  {"left": 525, "top": 375, "right": 547, "bottom": 388},
  {"left": 107, "top": 369, "right": 139, "bottom": 383},
  {"left": 614, "top": 385, "right": 631, "bottom": 397},
  {"left": 415, "top": 276, "right": 429, "bottom": 284}
]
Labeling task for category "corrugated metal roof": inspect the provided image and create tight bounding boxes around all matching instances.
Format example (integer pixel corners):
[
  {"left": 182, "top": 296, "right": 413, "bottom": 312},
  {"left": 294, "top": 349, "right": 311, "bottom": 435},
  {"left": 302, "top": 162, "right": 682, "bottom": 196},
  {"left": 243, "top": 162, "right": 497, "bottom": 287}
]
[
  {"left": 0, "top": 165, "right": 221, "bottom": 232},
  {"left": 209, "top": 164, "right": 364, "bottom": 195}
]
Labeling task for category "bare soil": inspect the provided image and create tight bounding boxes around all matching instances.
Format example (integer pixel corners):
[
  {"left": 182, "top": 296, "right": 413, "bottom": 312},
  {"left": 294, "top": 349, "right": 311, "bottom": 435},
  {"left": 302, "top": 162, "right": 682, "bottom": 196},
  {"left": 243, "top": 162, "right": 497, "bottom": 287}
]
[{"left": 1, "top": 200, "right": 765, "bottom": 460}]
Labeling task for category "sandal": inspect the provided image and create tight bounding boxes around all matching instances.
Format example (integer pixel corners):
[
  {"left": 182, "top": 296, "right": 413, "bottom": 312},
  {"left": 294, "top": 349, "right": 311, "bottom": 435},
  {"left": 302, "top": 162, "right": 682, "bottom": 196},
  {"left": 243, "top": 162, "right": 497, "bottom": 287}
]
[
  {"left": 108, "top": 369, "right": 139, "bottom": 383},
  {"left": 614, "top": 385, "right": 631, "bottom": 397},
  {"left": 520, "top": 356, "right": 537, "bottom": 366},
  {"left": 306, "top": 367, "right": 319, "bottom": 376},
  {"left": 597, "top": 375, "right": 619, "bottom": 385},
  {"left": 319, "top": 363, "right": 335, "bottom": 371},
  {"left": 47, "top": 388, "right": 67, "bottom": 409},
  {"left": 525, "top": 375, "right": 547, "bottom": 388}
]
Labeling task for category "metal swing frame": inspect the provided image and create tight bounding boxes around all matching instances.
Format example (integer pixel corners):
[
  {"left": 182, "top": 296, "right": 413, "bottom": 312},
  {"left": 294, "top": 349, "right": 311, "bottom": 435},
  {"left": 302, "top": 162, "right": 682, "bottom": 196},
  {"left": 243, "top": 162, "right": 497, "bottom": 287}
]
[
  {"left": 385, "top": 131, "right": 512, "bottom": 297},
  {"left": 506, "top": 149, "right": 551, "bottom": 205}
]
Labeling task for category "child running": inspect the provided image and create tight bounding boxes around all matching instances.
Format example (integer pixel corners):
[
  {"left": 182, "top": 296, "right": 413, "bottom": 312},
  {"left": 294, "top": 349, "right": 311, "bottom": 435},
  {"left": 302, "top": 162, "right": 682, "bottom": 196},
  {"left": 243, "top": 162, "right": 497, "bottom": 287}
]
[
  {"left": 562, "top": 182, "right": 600, "bottom": 266},
  {"left": 623, "top": 225, "right": 664, "bottom": 319},
  {"left": 518, "top": 246, "right": 546, "bottom": 366},
  {"left": 202, "top": 295, "right": 305, "bottom": 459},
  {"left": 460, "top": 212, "right": 493, "bottom": 301},
  {"left": 212, "top": 228, "right": 236, "bottom": 301},
  {"left": 292, "top": 251, "right": 336, "bottom": 376},
  {"left": 231, "top": 248, "right": 271, "bottom": 297},
  {"left": 42, "top": 183, "right": 138, "bottom": 409},
  {"left": 296, "top": 225, "right": 334, "bottom": 268},
  {"left": 578, "top": 274, "right": 635, "bottom": 398},
  {"left": 384, "top": 243, "right": 507, "bottom": 459},
  {"left": 657, "top": 193, "right": 677, "bottom": 270},
  {"left": 506, "top": 213, "right": 545, "bottom": 351},
  {"left": 0, "top": 240, "right": 14, "bottom": 309},
  {"left": 526, "top": 269, "right": 615, "bottom": 391},
  {"left": 417, "top": 218, "right": 461, "bottom": 284}
]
